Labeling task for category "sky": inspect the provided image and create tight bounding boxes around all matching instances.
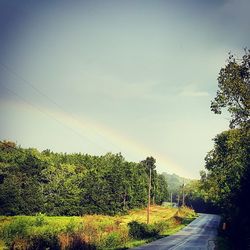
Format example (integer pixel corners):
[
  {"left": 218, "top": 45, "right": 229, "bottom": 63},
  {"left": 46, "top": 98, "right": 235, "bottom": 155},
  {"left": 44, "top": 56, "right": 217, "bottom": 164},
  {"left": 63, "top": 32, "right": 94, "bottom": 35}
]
[{"left": 0, "top": 0, "right": 249, "bottom": 179}]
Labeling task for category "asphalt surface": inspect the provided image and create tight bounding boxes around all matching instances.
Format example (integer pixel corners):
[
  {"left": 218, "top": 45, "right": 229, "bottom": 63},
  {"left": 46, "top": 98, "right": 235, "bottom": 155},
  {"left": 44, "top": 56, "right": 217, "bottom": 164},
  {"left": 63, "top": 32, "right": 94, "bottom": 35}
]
[{"left": 132, "top": 213, "right": 221, "bottom": 250}]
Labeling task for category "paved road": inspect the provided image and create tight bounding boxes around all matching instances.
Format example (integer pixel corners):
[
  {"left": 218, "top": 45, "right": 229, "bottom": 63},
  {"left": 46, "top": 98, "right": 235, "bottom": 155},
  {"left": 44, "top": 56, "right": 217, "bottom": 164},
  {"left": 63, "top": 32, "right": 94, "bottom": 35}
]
[{"left": 132, "top": 214, "right": 221, "bottom": 250}]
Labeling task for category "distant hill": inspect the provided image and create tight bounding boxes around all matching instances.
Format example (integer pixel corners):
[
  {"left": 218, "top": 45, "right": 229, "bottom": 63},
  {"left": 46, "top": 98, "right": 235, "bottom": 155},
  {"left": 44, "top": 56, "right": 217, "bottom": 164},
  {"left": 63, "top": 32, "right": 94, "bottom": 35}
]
[{"left": 162, "top": 172, "right": 193, "bottom": 194}]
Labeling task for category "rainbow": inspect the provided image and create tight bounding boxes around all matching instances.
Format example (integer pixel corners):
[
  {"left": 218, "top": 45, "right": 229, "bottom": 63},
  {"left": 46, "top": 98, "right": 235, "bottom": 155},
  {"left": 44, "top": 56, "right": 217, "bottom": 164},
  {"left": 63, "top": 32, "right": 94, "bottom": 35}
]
[{"left": 2, "top": 98, "right": 190, "bottom": 177}]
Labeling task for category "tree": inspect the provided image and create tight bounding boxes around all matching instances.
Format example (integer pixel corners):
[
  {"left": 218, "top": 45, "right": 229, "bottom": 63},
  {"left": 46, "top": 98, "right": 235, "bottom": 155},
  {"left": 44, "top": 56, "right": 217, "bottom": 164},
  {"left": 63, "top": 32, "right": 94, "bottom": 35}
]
[
  {"left": 211, "top": 49, "right": 250, "bottom": 128},
  {"left": 155, "top": 174, "right": 168, "bottom": 204},
  {"left": 0, "top": 145, "right": 46, "bottom": 215},
  {"left": 0, "top": 142, "right": 165, "bottom": 217},
  {"left": 203, "top": 49, "right": 250, "bottom": 249}
]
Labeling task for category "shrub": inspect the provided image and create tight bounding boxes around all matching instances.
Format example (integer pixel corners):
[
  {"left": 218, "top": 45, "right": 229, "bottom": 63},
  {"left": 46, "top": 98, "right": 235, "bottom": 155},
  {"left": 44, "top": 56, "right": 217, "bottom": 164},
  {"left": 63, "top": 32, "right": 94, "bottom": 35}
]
[
  {"left": 28, "top": 231, "right": 60, "bottom": 250},
  {"left": 153, "top": 220, "right": 171, "bottom": 234},
  {"left": 65, "top": 218, "right": 78, "bottom": 234},
  {"left": 177, "top": 207, "right": 196, "bottom": 218},
  {"left": 102, "top": 232, "right": 121, "bottom": 248},
  {"left": 146, "top": 224, "right": 160, "bottom": 237},
  {"left": 128, "top": 221, "right": 147, "bottom": 239},
  {"left": 2, "top": 216, "right": 63, "bottom": 250},
  {"left": 34, "top": 213, "right": 47, "bottom": 227},
  {"left": 128, "top": 221, "right": 159, "bottom": 239},
  {"left": 2, "top": 217, "right": 33, "bottom": 247},
  {"left": 59, "top": 233, "right": 96, "bottom": 250}
]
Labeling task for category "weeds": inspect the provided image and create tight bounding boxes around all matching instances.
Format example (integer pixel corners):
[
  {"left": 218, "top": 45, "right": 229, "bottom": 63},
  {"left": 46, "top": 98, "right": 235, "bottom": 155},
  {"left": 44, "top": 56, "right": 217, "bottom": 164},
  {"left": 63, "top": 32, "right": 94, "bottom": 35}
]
[
  {"left": 0, "top": 206, "right": 196, "bottom": 249},
  {"left": 2, "top": 216, "right": 33, "bottom": 247}
]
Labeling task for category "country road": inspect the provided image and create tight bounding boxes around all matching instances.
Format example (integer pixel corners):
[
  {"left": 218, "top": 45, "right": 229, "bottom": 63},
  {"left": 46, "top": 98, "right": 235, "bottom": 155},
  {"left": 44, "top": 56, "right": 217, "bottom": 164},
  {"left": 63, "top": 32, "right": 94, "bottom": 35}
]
[{"left": 132, "top": 214, "right": 221, "bottom": 250}]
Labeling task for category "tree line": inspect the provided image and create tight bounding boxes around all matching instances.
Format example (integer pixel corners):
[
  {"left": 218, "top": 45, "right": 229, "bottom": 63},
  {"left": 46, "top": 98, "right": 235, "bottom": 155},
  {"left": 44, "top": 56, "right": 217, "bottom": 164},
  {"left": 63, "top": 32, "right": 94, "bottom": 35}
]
[
  {"left": 166, "top": 49, "right": 249, "bottom": 248},
  {"left": 0, "top": 143, "right": 168, "bottom": 216},
  {"left": 194, "top": 49, "right": 250, "bottom": 249}
]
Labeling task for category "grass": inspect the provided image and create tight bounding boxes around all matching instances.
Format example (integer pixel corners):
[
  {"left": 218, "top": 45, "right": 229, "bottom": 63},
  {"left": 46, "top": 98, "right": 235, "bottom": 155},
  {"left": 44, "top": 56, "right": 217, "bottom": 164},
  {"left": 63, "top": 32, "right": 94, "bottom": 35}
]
[
  {"left": 121, "top": 206, "right": 177, "bottom": 224},
  {"left": 0, "top": 206, "right": 197, "bottom": 250}
]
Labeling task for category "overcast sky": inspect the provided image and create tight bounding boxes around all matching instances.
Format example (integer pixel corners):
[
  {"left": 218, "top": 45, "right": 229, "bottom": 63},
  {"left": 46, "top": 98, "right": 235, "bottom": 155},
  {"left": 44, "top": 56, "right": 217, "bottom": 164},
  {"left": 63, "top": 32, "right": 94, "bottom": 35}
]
[{"left": 0, "top": 0, "right": 249, "bottom": 178}]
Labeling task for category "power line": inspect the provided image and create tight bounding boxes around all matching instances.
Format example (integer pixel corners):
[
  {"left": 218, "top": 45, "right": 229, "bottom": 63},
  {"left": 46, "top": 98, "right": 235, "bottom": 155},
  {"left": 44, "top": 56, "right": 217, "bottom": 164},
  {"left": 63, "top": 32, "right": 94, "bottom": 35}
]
[
  {"left": 0, "top": 62, "right": 67, "bottom": 111},
  {"left": 0, "top": 62, "right": 120, "bottom": 153},
  {"left": 1, "top": 84, "right": 107, "bottom": 152}
]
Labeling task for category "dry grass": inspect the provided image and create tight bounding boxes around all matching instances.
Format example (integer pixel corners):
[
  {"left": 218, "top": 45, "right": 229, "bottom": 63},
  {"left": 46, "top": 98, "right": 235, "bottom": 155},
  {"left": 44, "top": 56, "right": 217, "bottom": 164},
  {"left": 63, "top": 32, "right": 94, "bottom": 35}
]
[
  {"left": 121, "top": 205, "right": 178, "bottom": 225},
  {"left": 0, "top": 206, "right": 196, "bottom": 249}
]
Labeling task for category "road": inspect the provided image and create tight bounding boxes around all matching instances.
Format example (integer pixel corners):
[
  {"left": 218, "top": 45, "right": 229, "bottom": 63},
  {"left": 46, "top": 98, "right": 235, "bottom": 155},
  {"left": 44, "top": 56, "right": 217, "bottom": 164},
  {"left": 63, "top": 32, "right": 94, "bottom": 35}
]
[{"left": 132, "top": 214, "right": 221, "bottom": 250}]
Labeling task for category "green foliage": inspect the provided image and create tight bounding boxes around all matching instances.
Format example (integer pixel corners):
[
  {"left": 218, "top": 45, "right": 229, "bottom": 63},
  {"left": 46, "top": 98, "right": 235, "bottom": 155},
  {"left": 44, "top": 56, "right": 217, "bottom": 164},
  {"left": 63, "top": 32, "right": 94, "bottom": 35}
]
[
  {"left": 211, "top": 49, "right": 250, "bottom": 128},
  {"left": 202, "top": 129, "right": 249, "bottom": 210},
  {"left": 2, "top": 217, "right": 33, "bottom": 247},
  {"left": 102, "top": 232, "right": 122, "bottom": 248},
  {"left": 161, "top": 172, "right": 192, "bottom": 204},
  {"left": 34, "top": 213, "right": 47, "bottom": 227},
  {"left": 0, "top": 142, "right": 168, "bottom": 216},
  {"left": 0, "top": 206, "right": 196, "bottom": 250},
  {"left": 128, "top": 221, "right": 147, "bottom": 239},
  {"left": 152, "top": 220, "right": 171, "bottom": 234},
  {"left": 128, "top": 221, "right": 158, "bottom": 239},
  {"left": 154, "top": 174, "right": 169, "bottom": 204},
  {"left": 65, "top": 218, "right": 79, "bottom": 234},
  {"left": 203, "top": 49, "right": 250, "bottom": 249}
]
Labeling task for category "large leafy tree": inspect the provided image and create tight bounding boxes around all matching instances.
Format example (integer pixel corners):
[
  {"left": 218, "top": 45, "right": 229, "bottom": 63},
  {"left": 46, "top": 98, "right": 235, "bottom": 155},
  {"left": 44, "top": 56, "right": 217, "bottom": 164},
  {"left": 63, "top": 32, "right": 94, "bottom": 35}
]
[
  {"left": 203, "top": 129, "right": 249, "bottom": 208},
  {"left": 0, "top": 143, "right": 46, "bottom": 215},
  {"left": 211, "top": 49, "right": 250, "bottom": 128},
  {"left": 202, "top": 49, "right": 250, "bottom": 249}
]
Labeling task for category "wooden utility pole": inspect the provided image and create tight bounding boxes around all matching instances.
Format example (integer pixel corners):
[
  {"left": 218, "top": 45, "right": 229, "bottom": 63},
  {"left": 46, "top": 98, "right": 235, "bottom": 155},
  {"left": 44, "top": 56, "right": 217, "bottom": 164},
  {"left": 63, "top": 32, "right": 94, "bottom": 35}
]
[
  {"left": 142, "top": 156, "right": 156, "bottom": 225},
  {"left": 152, "top": 184, "right": 155, "bottom": 205},
  {"left": 147, "top": 167, "right": 151, "bottom": 224},
  {"left": 182, "top": 180, "right": 185, "bottom": 206}
]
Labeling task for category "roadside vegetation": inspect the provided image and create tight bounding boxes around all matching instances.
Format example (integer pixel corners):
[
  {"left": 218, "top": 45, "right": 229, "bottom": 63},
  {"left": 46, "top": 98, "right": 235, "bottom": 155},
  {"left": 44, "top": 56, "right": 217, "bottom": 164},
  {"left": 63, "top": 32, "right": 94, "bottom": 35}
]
[
  {"left": 0, "top": 206, "right": 196, "bottom": 250},
  {"left": 180, "top": 49, "right": 250, "bottom": 249},
  {"left": 199, "top": 49, "right": 250, "bottom": 249},
  {"left": 0, "top": 119, "right": 198, "bottom": 249}
]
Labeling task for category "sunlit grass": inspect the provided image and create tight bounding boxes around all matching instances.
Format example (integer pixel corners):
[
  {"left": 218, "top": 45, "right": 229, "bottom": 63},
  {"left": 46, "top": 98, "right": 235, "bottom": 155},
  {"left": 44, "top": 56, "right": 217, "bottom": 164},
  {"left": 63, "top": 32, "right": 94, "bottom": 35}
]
[
  {"left": 0, "top": 206, "right": 196, "bottom": 249},
  {"left": 121, "top": 205, "right": 178, "bottom": 225}
]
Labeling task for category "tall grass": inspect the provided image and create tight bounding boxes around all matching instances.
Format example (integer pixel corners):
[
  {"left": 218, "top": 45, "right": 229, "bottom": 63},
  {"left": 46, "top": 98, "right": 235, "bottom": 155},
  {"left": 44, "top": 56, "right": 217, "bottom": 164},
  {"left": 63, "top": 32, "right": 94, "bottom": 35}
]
[{"left": 0, "top": 206, "right": 196, "bottom": 250}]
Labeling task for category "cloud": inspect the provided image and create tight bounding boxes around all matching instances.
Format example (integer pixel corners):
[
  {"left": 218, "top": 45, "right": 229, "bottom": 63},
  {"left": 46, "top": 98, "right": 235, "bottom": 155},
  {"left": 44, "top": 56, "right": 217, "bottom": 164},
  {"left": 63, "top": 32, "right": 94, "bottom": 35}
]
[
  {"left": 179, "top": 90, "right": 210, "bottom": 97},
  {"left": 178, "top": 85, "right": 210, "bottom": 97}
]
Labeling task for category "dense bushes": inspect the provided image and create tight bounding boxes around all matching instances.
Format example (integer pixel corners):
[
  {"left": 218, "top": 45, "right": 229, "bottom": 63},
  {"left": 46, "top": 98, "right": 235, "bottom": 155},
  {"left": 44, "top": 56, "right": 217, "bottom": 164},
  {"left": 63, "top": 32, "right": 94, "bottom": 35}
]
[
  {"left": 128, "top": 221, "right": 161, "bottom": 239},
  {"left": 2, "top": 217, "right": 32, "bottom": 247},
  {"left": 28, "top": 232, "right": 61, "bottom": 250}
]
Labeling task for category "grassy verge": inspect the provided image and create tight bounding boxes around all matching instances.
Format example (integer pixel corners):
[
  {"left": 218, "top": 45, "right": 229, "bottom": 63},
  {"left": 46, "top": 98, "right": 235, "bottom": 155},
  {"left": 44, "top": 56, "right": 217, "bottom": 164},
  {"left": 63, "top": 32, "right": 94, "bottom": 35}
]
[{"left": 0, "top": 206, "right": 197, "bottom": 250}]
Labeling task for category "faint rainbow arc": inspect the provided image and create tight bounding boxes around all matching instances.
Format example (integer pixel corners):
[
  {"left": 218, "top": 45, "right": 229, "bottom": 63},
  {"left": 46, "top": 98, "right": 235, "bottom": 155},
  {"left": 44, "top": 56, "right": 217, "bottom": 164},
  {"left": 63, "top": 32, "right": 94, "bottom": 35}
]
[{"left": 4, "top": 99, "right": 188, "bottom": 177}]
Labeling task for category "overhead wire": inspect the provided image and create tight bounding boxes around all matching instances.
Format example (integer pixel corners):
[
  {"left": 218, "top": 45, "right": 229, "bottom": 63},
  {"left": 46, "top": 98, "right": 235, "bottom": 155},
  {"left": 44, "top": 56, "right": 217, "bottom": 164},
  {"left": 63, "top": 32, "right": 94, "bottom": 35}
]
[
  {"left": 0, "top": 62, "right": 112, "bottom": 153},
  {"left": 1, "top": 85, "right": 99, "bottom": 147}
]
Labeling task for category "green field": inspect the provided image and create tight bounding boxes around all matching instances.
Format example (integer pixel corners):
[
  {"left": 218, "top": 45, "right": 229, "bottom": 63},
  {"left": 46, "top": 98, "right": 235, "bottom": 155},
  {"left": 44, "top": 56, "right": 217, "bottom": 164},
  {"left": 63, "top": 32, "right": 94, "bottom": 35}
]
[{"left": 0, "top": 206, "right": 196, "bottom": 250}]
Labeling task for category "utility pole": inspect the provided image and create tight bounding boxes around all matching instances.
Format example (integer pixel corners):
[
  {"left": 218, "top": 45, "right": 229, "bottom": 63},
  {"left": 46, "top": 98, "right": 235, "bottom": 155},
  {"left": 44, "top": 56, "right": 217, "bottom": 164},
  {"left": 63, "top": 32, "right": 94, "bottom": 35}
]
[
  {"left": 170, "top": 192, "right": 173, "bottom": 207},
  {"left": 182, "top": 180, "right": 185, "bottom": 207},
  {"left": 153, "top": 184, "right": 156, "bottom": 205},
  {"left": 147, "top": 167, "right": 151, "bottom": 224},
  {"left": 142, "top": 156, "right": 156, "bottom": 225}
]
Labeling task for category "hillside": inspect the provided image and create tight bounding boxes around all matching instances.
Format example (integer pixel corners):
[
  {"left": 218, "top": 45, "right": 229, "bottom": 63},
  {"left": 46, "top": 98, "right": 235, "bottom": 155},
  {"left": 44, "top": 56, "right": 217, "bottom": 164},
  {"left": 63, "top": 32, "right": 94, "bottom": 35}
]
[{"left": 162, "top": 172, "right": 193, "bottom": 194}]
